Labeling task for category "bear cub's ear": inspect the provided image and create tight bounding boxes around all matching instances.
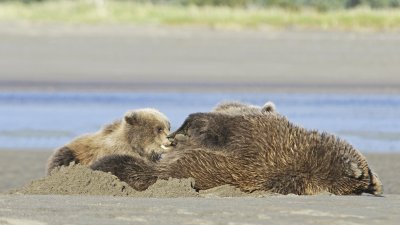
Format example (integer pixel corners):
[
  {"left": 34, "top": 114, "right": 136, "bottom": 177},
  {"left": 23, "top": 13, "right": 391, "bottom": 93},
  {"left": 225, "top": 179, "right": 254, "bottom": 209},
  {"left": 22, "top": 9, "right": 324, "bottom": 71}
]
[
  {"left": 124, "top": 111, "right": 139, "bottom": 125},
  {"left": 261, "top": 101, "right": 276, "bottom": 113}
]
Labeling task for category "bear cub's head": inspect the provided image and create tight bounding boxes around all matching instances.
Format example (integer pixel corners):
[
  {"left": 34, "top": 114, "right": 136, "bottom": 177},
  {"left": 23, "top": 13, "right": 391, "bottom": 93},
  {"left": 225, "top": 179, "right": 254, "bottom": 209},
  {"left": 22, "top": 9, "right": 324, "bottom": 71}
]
[{"left": 123, "top": 108, "right": 172, "bottom": 160}]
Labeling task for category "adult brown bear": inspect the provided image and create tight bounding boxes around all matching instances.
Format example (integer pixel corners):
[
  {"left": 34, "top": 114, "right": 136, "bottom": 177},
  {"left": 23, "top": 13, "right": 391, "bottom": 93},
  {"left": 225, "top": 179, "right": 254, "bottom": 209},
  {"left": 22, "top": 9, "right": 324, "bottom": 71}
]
[{"left": 92, "top": 105, "right": 382, "bottom": 195}]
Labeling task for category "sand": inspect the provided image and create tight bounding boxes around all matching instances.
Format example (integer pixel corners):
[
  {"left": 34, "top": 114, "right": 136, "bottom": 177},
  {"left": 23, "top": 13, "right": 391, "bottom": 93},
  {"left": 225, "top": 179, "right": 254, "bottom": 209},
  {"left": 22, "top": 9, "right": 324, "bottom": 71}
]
[
  {"left": 10, "top": 162, "right": 274, "bottom": 198},
  {"left": 11, "top": 163, "right": 138, "bottom": 197},
  {"left": 1, "top": 23, "right": 400, "bottom": 93},
  {"left": 1, "top": 194, "right": 399, "bottom": 225}
]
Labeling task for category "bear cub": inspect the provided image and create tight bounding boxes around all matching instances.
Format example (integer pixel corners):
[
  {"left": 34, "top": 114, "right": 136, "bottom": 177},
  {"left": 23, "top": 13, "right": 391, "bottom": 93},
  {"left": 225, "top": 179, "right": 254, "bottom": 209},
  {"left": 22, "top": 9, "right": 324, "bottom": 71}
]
[{"left": 46, "top": 108, "right": 171, "bottom": 174}]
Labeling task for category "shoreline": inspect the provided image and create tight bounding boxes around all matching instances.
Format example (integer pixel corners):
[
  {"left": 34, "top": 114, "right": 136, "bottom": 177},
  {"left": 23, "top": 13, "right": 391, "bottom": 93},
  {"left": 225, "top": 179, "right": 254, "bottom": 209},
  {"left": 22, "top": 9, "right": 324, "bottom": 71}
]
[{"left": 1, "top": 1, "right": 400, "bottom": 31}]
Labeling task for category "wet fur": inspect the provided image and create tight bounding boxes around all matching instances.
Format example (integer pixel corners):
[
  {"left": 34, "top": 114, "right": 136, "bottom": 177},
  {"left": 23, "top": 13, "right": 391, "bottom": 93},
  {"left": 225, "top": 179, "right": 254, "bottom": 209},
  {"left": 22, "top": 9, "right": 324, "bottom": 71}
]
[{"left": 92, "top": 111, "right": 383, "bottom": 196}]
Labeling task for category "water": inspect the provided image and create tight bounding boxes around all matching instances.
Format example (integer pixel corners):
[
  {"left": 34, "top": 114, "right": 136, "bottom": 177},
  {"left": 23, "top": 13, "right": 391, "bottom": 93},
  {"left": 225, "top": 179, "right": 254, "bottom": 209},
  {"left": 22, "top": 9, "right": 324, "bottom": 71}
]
[{"left": 0, "top": 92, "right": 399, "bottom": 152}]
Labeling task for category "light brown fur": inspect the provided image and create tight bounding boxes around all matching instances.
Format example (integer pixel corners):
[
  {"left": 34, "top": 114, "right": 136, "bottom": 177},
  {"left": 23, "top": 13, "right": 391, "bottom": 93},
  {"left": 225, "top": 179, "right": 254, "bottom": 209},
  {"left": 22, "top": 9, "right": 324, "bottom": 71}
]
[
  {"left": 213, "top": 100, "right": 277, "bottom": 115},
  {"left": 47, "top": 108, "right": 171, "bottom": 174}
]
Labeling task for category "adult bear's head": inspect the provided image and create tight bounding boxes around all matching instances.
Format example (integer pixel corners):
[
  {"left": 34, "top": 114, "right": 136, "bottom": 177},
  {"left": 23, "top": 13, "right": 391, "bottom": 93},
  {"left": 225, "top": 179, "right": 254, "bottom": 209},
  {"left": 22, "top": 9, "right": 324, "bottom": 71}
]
[{"left": 168, "top": 113, "right": 234, "bottom": 149}]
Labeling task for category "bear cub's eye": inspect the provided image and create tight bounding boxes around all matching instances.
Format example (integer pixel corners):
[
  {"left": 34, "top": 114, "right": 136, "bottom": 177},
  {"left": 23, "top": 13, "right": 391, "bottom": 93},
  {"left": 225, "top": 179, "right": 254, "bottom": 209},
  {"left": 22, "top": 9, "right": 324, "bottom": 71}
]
[{"left": 157, "top": 127, "right": 164, "bottom": 133}]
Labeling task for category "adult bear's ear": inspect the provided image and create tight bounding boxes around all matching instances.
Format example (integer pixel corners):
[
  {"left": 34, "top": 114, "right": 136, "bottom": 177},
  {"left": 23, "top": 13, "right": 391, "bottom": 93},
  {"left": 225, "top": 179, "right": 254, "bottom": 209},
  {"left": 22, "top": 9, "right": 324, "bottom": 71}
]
[
  {"left": 261, "top": 101, "right": 276, "bottom": 113},
  {"left": 124, "top": 111, "right": 139, "bottom": 125}
]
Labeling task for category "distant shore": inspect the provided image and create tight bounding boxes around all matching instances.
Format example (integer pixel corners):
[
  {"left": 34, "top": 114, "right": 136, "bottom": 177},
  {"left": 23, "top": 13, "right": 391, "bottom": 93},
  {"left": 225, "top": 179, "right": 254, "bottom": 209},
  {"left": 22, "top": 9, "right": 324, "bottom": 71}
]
[
  {"left": 1, "top": 1, "right": 400, "bottom": 31},
  {"left": 1, "top": 24, "right": 400, "bottom": 94}
]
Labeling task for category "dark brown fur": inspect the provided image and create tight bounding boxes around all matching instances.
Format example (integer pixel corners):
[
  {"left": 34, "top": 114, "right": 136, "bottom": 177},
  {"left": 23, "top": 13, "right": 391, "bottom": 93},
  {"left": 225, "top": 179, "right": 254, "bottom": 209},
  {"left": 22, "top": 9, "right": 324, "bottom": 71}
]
[
  {"left": 91, "top": 154, "right": 158, "bottom": 191},
  {"left": 46, "top": 146, "right": 79, "bottom": 173},
  {"left": 92, "top": 112, "right": 383, "bottom": 196}
]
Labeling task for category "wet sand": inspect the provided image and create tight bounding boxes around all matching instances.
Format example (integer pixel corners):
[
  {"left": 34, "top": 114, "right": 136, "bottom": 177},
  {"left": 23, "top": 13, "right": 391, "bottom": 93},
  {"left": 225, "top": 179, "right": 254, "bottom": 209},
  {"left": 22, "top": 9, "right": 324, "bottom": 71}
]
[{"left": 1, "top": 195, "right": 399, "bottom": 225}]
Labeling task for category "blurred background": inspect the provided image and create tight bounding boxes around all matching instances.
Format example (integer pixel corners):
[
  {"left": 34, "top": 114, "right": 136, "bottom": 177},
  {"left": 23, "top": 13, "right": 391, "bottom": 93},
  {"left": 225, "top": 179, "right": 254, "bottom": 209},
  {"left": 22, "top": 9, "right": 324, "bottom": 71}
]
[{"left": 0, "top": 0, "right": 399, "bottom": 191}]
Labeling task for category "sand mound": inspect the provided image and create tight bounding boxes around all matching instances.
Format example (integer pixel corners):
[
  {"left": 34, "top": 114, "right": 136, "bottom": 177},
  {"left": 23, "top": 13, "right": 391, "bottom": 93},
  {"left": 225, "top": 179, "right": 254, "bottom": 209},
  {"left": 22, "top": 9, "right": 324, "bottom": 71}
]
[
  {"left": 12, "top": 164, "right": 272, "bottom": 197},
  {"left": 12, "top": 163, "right": 138, "bottom": 196}
]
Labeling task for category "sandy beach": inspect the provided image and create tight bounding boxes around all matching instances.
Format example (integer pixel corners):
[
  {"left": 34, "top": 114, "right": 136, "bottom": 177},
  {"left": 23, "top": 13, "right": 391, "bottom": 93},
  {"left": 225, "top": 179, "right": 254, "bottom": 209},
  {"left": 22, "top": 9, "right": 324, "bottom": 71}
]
[{"left": 1, "top": 24, "right": 400, "bottom": 224}]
